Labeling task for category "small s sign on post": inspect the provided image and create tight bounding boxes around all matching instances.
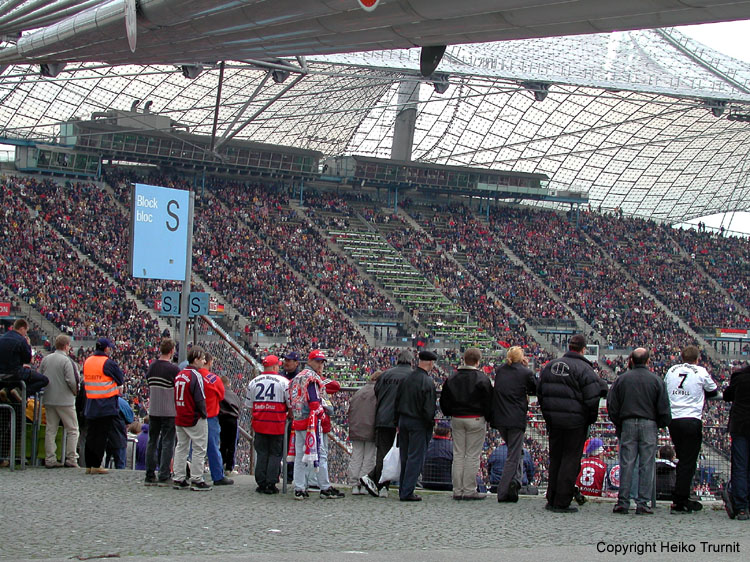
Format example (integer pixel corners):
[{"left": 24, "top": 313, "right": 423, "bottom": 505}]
[{"left": 357, "top": 0, "right": 380, "bottom": 11}]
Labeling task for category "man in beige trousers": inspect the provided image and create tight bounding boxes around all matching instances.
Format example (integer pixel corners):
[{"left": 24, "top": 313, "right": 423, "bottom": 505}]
[
  {"left": 40, "top": 334, "right": 80, "bottom": 468},
  {"left": 439, "top": 348, "right": 492, "bottom": 500}
]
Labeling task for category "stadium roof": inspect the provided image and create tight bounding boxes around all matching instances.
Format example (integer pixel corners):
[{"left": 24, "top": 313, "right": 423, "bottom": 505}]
[{"left": 0, "top": 25, "right": 749, "bottom": 223}]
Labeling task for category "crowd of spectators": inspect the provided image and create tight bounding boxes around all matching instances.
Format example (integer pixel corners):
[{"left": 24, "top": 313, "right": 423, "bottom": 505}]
[
  {"left": 670, "top": 225, "right": 750, "bottom": 315},
  {"left": 484, "top": 204, "right": 693, "bottom": 358},
  {"left": 583, "top": 213, "right": 749, "bottom": 332},
  {"left": 209, "top": 182, "right": 397, "bottom": 319}
]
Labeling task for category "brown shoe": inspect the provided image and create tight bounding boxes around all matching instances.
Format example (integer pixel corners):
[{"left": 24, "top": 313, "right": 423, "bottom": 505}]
[
  {"left": 9, "top": 389, "right": 21, "bottom": 402},
  {"left": 85, "top": 467, "right": 92, "bottom": 474},
  {"left": 64, "top": 461, "right": 80, "bottom": 468},
  {"left": 0, "top": 389, "right": 7, "bottom": 402},
  {"left": 88, "top": 467, "right": 108, "bottom": 474},
  {"left": 45, "top": 461, "right": 64, "bottom": 469}
]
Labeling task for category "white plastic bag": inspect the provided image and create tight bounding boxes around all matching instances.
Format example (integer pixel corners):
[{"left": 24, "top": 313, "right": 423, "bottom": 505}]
[{"left": 379, "top": 436, "right": 400, "bottom": 484}]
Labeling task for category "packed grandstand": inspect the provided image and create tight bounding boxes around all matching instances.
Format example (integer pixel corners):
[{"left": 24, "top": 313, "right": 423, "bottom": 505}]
[{"left": 0, "top": 167, "right": 746, "bottom": 494}]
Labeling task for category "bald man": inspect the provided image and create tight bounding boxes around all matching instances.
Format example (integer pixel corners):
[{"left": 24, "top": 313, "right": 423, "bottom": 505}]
[{"left": 607, "top": 347, "right": 671, "bottom": 515}]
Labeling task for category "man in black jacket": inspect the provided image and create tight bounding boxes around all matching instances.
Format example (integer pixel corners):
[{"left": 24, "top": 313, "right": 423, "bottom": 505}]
[
  {"left": 0, "top": 319, "right": 48, "bottom": 401},
  {"left": 490, "top": 346, "right": 537, "bottom": 503},
  {"left": 395, "top": 350, "right": 438, "bottom": 502},
  {"left": 360, "top": 349, "right": 414, "bottom": 497},
  {"left": 724, "top": 362, "right": 750, "bottom": 521},
  {"left": 607, "top": 348, "right": 671, "bottom": 515},
  {"left": 440, "top": 347, "right": 492, "bottom": 500},
  {"left": 537, "top": 334, "right": 603, "bottom": 513}
]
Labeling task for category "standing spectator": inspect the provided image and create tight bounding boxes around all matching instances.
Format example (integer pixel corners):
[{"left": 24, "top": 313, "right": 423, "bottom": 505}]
[
  {"left": 724, "top": 361, "right": 750, "bottom": 521},
  {"left": 607, "top": 348, "right": 671, "bottom": 514},
  {"left": 665, "top": 345, "right": 718, "bottom": 513},
  {"left": 105, "top": 395, "right": 134, "bottom": 469},
  {"left": 440, "top": 347, "right": 492, "bottom": 500},
  {"left": 347, "top": 370, "right": 381, "bottom": 495},
  {"left": 360, "top": 350, "right": 414, "bottom": 498},
  {"left": 199, "top": 352, "right": 232, "bottom": 486},
  {"left": 394, "top": 350, "right": 438, "bottom": 502},
  {"left": 218, "top": 374, "right": 241, "bottom": 476},
  {"left": 0, "top": 318, "right": 48, "bottom": 400},
  {"left": 575, "top": 438, "right": 608, "bottom": 498},
  {"left": 39, "top": 334, "right": 80, "bottom": 468},
  {"left": 82, "top": 337, "right": 124, "bottom": 475},
  {"left": 288, "top": 349, "right": 344, "bottom": 499},
  {"left": 280, "top": 351, "right": 303, "bottom": 482},
  {"left": 246, "top": 355, "right": 290, "bottom": 494},
  {"left": 280, "top": 352, "right": 303, "bottom": 381},
  {"left": 490, "top": 346, "right": 537, "bottom": 503},
  {"left": 173, "top": 346, "right": 211, "bottom": 491},
  {"left": 537, "top": 334, "right": 602, "bottom": 513},
  {"left": 144, "top": 338, "right": 179, "bottom": 486}
]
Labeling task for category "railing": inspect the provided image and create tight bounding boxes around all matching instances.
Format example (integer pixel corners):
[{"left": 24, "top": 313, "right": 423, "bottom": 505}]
[{"left": 328, "top": 389, "right": 730, "bottom": 498}]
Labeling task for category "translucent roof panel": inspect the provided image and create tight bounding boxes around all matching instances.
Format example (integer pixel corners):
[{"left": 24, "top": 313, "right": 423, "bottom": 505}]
[{"left": 0, "top": 27, "right": 748, "bottom": 224}]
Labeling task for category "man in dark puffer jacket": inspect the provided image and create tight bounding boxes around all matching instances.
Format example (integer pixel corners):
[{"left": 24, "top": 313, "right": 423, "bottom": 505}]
[{"left": 537, "top": 334, "right": 603, "bottom": 513}]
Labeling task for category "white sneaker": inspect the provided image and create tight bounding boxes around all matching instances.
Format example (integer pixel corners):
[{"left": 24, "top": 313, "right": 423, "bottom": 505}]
[
  {"left": 378, "top": 487, "right": 389, "bottom": 498},
  {"left": 359, "top": 474, "right": 378, "bottom": 497},
  {"left": 351, "top": 485, "right": 363, "bottom": 495}
]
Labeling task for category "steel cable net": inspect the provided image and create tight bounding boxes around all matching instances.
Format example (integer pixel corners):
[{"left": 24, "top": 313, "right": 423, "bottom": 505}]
[{"left": 0, "top": 28, "right": 748, "bottom": 222}]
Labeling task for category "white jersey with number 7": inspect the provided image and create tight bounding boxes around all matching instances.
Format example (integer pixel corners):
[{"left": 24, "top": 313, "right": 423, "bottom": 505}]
[{"left": 664, "top": 363, "right": 717, "bottom": 420}]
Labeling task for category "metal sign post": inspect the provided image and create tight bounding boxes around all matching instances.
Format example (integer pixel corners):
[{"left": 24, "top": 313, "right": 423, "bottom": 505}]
[{"left": 178, "top": 191, "right": 195, "bottom": 364}]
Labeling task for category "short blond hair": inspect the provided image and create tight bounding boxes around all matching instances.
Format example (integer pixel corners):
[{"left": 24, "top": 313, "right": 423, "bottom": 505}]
[{"left": 506, "top": 346, "right": 525, "bottom": 364}]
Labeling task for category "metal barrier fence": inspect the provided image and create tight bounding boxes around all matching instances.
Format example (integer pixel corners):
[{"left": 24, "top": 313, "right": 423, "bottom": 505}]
[
  {"left": 327, "top": 389, "right": 730, "bottom": 499},
  {"left": 0, "top": 380, "right": 27, "bottom": 470}
]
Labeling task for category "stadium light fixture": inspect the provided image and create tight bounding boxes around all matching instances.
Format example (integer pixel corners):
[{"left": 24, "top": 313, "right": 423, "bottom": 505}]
[
  {"left": 272, "top": 69, "right": 290, "bottom": 83},
  {"left": 432, "top": 73, "right": 450, "bottom": 94},
  {"left": 181, "top": 64, "right": 204, "bottom": 79},
  {"left": 521, "top": 81, "right": 551, "bottom": 102},
  {"left": 39, "top": 63, "right": 65, "bottom": 78},
  {"left": 704, "top": 99, "right": 727, "bottom": 118},
  {"left": 420, "top": 45, "right": 447, "bottom": 77}
]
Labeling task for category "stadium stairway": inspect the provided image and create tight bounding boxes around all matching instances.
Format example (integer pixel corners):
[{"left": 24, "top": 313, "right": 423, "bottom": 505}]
[
  {"left": 579, "top": 229, "right": 717, "bottom": 360},
  {"left": 19, "top": 196, "right": 172, "bottom": 338},
  {"left": 329, "top": 206, "right": 493, "bottom": 349},
  {"left": 0, "top": 280, "right": 62, "bottom": 342},
  {"left": 469, "top": 212, "right": 608, "bottom": 352},
  {"left": 97, "top": 176, "right": 254, "bottom": 343},
  {"left": 289, "top": 201, "right": 416, "bottom": 338},
  {"left": 208, "top": 191, "right": 375, "bottom": 347},
  {"left": 396, "top": 208, "right": 558, "bottom": 357}
]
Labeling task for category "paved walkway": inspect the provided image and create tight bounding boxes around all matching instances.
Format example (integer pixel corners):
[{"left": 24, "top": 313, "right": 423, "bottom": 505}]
[{"left": 2, "top": 468, "right": 749, "bottom": 561}]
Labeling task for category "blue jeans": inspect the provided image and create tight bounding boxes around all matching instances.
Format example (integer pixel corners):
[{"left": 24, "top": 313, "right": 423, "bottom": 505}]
[
  {"left": 731, "top": 434, "right": 749, "bottom": 511},
  {"left": 206, "top": 416, "right": 225, "bottom": 482},
  {"left": 146, "top": 415, "right": 175, "bottom": 482},
  {"left": 293, "top": 425, "right": 331, "bottom": 492},
  {"left": 617, "top": 418, "right": 657, "bottom": 509},
  {"left": 398, "top": 415, "right": 431, "bottom": 499}
]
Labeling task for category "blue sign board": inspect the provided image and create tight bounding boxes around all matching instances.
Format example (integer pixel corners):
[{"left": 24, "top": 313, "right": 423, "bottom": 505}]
[
  {"left": 160, "top": 291, "right": 209, "bottom": 317},
  {"left": 130, "top": 183, "right": 192, "bottom": 281}
]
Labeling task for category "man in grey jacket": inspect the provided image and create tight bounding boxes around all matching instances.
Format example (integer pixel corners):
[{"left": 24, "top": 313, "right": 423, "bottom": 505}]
[
  {"left": 607, "top": 347, "right": 671, "bottom": 515},
  {"left": 347, "top": 370, "right": 381, "bottom": 494},
  {"left": 360, "top": 350, "right": 414, "bottom": 497},
  {"left": 40, "top": 334, "right": 80, "bottom": 468}
]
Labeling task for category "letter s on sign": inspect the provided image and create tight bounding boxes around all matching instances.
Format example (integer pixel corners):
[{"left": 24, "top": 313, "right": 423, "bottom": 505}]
[{"left": 166, "top": 200, "right": 179, "bottom": 232}]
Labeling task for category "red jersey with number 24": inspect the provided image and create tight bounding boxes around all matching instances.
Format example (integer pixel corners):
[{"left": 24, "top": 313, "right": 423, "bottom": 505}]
[{"left": 245, "top": 372, "right": 289, "bottom": 435}]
